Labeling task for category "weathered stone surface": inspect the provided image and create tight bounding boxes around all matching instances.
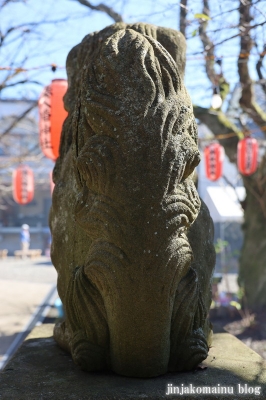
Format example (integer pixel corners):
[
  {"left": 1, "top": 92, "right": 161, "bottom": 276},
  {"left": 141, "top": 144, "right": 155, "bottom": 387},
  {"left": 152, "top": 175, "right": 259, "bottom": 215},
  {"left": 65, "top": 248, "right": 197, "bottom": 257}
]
[
  {"left": 1, "top": 325, "right": 266, "bottom": 399},
  {"left": 49, "top": 22, "right": 215, "bottom": 377}
]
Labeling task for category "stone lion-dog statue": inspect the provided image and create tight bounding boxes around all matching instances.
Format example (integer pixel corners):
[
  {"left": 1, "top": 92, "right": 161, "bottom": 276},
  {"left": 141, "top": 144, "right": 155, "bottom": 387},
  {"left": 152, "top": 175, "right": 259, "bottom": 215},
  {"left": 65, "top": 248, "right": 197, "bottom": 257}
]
[{"left": 50, "top": 22, "right": 215, "bottom": 378}]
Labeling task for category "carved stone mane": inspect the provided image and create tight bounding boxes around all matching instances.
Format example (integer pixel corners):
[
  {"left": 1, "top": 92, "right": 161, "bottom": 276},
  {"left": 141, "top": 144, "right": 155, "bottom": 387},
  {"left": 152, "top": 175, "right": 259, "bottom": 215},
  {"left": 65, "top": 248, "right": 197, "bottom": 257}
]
[{"left": 50, "top": 22, "right": 215, "bottom": 378}]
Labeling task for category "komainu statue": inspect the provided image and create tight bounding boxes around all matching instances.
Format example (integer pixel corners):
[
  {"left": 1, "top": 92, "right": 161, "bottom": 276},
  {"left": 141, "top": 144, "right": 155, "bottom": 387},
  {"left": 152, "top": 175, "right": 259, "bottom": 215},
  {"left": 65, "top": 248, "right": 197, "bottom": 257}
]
[{"left": 50, "top": 22, "right": 215, "bottom": 378}]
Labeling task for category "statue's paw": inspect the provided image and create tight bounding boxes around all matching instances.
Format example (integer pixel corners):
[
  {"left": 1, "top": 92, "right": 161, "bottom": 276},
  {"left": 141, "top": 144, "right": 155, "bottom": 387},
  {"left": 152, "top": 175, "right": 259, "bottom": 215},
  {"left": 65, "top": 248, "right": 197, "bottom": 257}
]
[
  {"left": 182, "top": 329, "right": 209, "bottom": 370},
  {"left": 53, "top": 320, "right": 71, "bottom": 352},
  {"left": 169, "top": 328, "right": 208, "bottom": 372},
  {"left": 71, "top": 330, "right": 107, "bottom": 372}
]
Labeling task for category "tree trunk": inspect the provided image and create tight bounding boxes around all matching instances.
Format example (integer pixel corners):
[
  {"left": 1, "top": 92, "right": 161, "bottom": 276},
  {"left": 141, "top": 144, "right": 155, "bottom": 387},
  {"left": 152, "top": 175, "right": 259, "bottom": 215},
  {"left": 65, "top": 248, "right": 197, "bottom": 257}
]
[
  {"left": 236, "top": 0, "right": 266, "bottom": 309},
  {"left": 193, "top": 106, "right": 242, "bottom": 162},
  {"left": 238, "top": 155, "right": 266, "bottom": 309},
  {"left": 194, "top": 105, "right": 266, "bottom": 308}
]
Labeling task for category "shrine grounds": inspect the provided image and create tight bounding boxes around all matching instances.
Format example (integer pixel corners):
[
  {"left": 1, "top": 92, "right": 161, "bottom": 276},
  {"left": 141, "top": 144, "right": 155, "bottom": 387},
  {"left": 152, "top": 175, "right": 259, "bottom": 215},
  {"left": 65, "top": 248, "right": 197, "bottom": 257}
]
[{"left": 0, "top": 256, "right": 57, "bottom": 368}]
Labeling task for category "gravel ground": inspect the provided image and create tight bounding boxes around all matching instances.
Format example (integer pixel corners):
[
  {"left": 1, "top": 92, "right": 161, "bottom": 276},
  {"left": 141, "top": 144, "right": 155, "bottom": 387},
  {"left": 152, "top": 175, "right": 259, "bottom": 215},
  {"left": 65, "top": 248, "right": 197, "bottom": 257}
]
[{"left": 0, "top": 256, "right": 57, "bottom": 362}]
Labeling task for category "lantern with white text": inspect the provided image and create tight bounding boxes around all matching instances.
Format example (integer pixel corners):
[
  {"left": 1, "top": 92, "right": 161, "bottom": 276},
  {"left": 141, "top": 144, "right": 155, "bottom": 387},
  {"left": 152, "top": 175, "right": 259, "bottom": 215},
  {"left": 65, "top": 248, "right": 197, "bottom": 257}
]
[
  {"left": 13, "top": 165, "right": 34, "bottom": 205},
  {"left": 204, "top": 143, "right": 224, "bottom": 181},
  {"left": 38, "top": 79, "right": 68, "bottom": 161},
  {"left": 237, "top": 137, "right": 258, "bottom": 176}
]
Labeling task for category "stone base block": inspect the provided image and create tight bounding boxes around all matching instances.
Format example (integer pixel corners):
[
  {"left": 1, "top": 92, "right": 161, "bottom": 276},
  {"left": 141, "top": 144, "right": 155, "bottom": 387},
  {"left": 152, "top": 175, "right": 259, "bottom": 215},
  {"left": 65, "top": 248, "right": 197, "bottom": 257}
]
[{"left": 0, "top": 324, "right": 266, "bottom": 399}]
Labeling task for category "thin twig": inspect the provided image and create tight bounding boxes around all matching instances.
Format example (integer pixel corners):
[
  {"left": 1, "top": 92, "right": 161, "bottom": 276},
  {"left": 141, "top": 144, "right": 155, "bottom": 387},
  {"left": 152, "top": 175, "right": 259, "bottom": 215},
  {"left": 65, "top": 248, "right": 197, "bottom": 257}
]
[
  {"left": 256, "top": 44, "right": 266, "bottom": 95},
  {"left": 179, "top": 0, "right": 187, "bottom": 37},
  {"left": 72, "top": 0, "right": 123, "bottom": 22},
  {"left": 192, "top": 20, "right": 266, "bottom": 55},
  {"left": 0, "top": 101, "right": 38, "bottom": 142}
]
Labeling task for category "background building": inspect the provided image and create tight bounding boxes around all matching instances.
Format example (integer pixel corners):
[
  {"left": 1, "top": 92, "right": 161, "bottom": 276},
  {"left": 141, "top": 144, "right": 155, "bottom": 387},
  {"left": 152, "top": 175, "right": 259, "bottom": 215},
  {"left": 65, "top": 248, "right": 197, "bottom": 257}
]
[{"left": 0, "top": 99, "right": 54, "bottom": 254}]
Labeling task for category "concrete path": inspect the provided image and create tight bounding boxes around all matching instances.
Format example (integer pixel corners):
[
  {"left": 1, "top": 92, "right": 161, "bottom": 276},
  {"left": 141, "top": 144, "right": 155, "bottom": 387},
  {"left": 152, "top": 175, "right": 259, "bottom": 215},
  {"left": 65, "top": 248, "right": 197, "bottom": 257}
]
[{"left": 0, "top": 256, "right": 57, "bottom": 365}]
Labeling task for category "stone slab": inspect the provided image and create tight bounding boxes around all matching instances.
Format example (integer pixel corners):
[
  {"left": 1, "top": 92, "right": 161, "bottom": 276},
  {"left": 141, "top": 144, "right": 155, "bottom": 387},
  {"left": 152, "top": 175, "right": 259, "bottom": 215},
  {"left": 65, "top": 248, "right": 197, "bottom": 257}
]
[{"left": 0, "top": 324, "right": 266, "bottom": 399}]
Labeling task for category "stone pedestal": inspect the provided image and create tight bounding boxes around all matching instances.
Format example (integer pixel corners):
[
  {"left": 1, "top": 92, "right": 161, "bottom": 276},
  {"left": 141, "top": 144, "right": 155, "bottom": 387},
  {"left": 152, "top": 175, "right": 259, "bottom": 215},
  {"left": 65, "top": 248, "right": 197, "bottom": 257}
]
[{"left": 0, "top": 324, "right": 265, "bottom": 399}]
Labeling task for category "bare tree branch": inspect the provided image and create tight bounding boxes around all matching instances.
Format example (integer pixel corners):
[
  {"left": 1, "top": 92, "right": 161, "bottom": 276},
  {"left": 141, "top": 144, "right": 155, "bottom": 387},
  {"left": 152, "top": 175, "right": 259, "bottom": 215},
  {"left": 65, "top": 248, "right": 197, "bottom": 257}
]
[
  {"left": 238, "top": 0, "right": 266, "bottom": 131},
  {"left": 256, "top": 44, "right": 266, "bottom": 95},
  {"left": 1, "top": 0, "right": 24, "bottom": 7},
  {"left": 0, "top": 79, "right": 42, "bottom": 92},
  {"left": 192, "top": 21, "right": 266, "bottom": 55},
  {"left": 0, "top": 17, "right": 71, "bottom": 48},
  {"left": 179, "top": 0, "right": 188, "bottom": 37},
  {"left": 72, "top": 0, "right": 123, "bottom": 22},
  {"left": 198, "top": 0, "right": 218, "bottom": 86},
  {"left": 197, "top": 0, "right": 230, "bottom": 105},
  {"left": 193, "top": 105, "right": 243, "bottom": 162},
  {"left": 252, "top": 0, "right": 266, "bottom": 20},
  {"left": 0, "top": 101, "right": 38, "bottom": 143},
  {"left": 0, "top": 185, "right": 12, "bottom": 193},
  {"left": 210, "top": 0, "right": 262, "bottom": 20}
]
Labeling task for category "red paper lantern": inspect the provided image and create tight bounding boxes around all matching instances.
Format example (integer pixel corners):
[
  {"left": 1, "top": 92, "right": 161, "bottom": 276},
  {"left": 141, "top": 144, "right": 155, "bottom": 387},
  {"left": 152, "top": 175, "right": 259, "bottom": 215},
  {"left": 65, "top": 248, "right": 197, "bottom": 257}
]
[
  {"left": 237, "top": 137, "right": 258, "bottom": 176},
  {"left": 13, "top": 165, "right": 34, "bottom": 205},
  {"left": 38, "top": 79, "right": 68, "bottom": 161},
  {"left": 204, "top": 143, "right": 224, "bottom": 181}
]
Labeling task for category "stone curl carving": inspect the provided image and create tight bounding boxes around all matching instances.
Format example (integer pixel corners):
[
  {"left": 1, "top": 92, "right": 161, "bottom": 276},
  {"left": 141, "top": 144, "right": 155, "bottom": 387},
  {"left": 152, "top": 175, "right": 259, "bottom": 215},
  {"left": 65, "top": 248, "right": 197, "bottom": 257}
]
[{"left": 50, "top": 22, "right": 215, "bottom": 378}]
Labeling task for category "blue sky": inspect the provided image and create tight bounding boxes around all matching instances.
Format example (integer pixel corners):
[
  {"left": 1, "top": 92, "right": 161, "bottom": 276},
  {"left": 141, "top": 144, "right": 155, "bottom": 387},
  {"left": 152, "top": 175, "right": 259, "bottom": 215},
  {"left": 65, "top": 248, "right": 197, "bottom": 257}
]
[{"left": 1, "top": 0, "right": 265, "bottom": 108}]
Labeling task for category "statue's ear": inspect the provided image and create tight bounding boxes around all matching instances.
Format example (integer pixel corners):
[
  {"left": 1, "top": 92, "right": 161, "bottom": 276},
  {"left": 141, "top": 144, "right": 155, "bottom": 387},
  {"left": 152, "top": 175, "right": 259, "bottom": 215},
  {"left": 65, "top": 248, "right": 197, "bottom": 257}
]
[{"left": 156, "top": 27, "right": 187, "bottom": 78}]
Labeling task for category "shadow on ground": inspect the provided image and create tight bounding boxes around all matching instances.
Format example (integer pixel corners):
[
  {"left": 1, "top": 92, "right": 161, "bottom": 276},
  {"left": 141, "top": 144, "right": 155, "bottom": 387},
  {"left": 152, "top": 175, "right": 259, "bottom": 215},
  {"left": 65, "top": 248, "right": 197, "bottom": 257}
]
[
  {"left": 33, "top": 260, "right": 53, "bottom": 266},
  {"left": 210, "top": 309, "right": 266, "bottom": 359}
]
